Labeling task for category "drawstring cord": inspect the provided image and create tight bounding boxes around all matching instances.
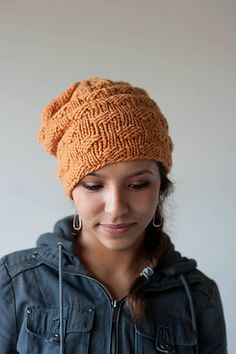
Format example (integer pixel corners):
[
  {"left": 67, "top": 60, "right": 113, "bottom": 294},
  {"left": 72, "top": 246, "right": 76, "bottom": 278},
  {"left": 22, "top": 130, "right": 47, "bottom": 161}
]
[
  {"left": 58, "top": 242, "right": 64, "bottom": 354},
  {"left": 180, "top": 273, "right": 199, "bottom": 354}
]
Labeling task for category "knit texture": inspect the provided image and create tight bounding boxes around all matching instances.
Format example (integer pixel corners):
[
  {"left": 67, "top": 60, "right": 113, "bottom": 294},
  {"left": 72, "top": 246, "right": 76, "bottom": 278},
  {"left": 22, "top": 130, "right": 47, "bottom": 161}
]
[{"left": 38, "top": 78, "right": 173, "bottom": 198}]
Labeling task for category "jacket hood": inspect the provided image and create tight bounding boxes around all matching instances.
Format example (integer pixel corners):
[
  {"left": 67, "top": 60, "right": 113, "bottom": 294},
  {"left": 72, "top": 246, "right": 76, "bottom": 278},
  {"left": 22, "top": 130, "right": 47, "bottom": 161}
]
[{"left": 36, "top": 216, "right": 198, "bottom": 278}]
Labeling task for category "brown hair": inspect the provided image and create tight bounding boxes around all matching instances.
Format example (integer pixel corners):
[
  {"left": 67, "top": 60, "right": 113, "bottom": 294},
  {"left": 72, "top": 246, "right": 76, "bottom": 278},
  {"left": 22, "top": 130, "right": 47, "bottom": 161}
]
[{"left": 125, "top": 163, "right": 173, "bottom": 323}]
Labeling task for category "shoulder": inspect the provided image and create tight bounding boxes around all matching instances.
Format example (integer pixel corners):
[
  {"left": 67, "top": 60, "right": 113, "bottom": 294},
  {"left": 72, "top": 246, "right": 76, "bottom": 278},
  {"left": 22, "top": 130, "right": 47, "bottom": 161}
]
[
  {"left": 186, "top": 268, "right": 225, "bottom": 326},
  {"left": 187, "top": 268, "right": 218, "bottom": 294},
  {"left": 0, "top": 247, "right": 40, "bottom": 279},
  {"left": 187, "top": 268, "right": 221, "bottom": 302},
  {"left": 188, "top": 271, "right": 227, "bottom": 352}
]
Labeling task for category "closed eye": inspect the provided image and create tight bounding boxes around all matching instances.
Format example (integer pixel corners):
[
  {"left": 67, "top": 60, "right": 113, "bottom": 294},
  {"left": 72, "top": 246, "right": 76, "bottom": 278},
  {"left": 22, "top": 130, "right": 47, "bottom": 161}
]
[
  {"left": 82, "top": 183, "right": 103, "bottom": 191},
  {"left": 129, "top": 182, "right": 150, "bottom": 190},
  {"left": 81, "top": 181, "right": 151, "bottom": 191}
]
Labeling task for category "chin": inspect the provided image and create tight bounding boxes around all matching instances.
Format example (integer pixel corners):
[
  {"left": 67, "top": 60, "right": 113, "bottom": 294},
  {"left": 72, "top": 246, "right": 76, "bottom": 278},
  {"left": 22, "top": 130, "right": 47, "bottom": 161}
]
[{"left": 101, "top": 238, "right": 139, "bottom": 251}]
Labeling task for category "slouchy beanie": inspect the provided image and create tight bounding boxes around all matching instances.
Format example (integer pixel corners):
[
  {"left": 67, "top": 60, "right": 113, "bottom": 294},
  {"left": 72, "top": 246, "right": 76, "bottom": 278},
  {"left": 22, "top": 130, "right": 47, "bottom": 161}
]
[{"left": 38, "top": 78, "right": 173, "bottom": 198}]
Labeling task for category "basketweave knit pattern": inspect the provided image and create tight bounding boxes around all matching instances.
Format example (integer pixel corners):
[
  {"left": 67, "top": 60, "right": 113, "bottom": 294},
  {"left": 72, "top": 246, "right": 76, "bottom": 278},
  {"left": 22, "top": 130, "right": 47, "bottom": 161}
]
[{"left": 38, "top": 78, "right": 173, "bottom": 198}]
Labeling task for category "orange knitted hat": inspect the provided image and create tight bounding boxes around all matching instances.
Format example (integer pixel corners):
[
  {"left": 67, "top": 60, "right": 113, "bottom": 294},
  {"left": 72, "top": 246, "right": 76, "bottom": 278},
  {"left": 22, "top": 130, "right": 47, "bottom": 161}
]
[{"left": 38, "top": 78, "right": 173, "bottom": 198}]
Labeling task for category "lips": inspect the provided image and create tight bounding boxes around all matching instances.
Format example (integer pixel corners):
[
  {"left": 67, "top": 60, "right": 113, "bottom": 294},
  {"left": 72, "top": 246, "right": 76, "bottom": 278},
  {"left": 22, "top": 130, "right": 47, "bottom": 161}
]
[
  {"left": 100, "top": 223, "right": 135, "bottom": 234},
  {"left": 101, "top": 223, "right": 133, "bottom": 228}
]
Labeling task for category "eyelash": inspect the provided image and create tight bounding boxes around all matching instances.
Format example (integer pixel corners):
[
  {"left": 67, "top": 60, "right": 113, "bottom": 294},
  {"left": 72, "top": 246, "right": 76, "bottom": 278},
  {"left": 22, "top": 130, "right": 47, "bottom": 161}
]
[
  {"left": 129, "top": 182, "right": 150, "bottom": 190},
  {"left": 82, "top": 182, "right": 150, "bottom": 191},
  {"left": 82, "top": 184, "right": 102, "bottom": 191}
]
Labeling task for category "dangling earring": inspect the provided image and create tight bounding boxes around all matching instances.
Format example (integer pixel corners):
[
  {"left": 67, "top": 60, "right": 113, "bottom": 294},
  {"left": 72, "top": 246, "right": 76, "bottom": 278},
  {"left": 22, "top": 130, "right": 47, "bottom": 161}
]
[
  {"left": 73, "top": 214, "right": 82, "bottom": 231},
  {"left": 152, "top": 214, "right": 162, "bottom": 228}
]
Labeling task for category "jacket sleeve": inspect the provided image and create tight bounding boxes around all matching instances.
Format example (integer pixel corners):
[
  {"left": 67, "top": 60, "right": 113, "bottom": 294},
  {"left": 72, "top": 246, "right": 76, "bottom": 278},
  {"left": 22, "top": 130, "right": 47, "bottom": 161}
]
[
  {"left": 198, "top": 281, "right": 227, "bottom": 354},
  {"left": 0, "top": 258, "right": 18, "bottom": 353}
]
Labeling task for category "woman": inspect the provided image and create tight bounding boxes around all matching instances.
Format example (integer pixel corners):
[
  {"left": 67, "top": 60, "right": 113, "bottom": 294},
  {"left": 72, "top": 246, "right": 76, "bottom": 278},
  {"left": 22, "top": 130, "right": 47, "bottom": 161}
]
[{"left": 0, "top": 78, "right": 227, "bottom": 353}]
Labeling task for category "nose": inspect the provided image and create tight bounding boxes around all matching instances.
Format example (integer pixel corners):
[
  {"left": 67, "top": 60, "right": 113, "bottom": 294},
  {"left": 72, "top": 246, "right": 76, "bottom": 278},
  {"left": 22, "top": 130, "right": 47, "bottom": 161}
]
[{"left": 104, "top": 187, "right": 129, "bottom": 218}]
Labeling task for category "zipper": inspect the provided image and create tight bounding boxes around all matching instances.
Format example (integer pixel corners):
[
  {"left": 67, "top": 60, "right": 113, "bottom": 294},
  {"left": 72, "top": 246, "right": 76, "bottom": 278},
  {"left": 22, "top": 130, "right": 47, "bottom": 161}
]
[
  {"left": 110, "top": 299, "right": 125, "bottom": 354},
  {"left": 111, "top": 300, "right": 118, "bottom": 354},
  {"left": 63, "top": 271, "right": 121, "bottom": 353}
]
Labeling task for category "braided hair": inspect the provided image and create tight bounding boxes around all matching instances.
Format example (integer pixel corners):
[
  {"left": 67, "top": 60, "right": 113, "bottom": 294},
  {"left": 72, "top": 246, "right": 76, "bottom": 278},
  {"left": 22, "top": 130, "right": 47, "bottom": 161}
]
[{"left": 125, "top": 163, "right": 173, "bottom": 323}]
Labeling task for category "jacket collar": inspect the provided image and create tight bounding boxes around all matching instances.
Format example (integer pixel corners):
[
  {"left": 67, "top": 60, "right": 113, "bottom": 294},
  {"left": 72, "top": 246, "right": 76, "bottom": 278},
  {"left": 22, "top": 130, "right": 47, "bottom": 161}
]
[{"left": 36, "top": 215, "right": 201, "bottom": 287}]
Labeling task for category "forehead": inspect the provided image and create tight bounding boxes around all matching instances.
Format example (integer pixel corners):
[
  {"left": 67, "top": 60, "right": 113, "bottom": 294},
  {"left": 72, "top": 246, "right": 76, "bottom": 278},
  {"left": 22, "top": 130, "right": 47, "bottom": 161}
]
[{"left": 86, "top": 159, "right": 160, "bottom": 178}]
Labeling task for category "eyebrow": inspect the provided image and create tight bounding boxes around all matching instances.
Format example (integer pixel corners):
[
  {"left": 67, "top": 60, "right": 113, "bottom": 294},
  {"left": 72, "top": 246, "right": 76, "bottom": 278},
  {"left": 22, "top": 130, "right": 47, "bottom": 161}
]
[{"left": 87, "top": 169, "right": 154, "bottom": 178}]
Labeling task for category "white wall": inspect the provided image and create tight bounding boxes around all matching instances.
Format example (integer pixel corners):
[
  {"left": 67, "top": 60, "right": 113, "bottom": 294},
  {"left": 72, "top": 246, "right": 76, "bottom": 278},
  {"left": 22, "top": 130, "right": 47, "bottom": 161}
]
[{"left": 0, "top": 0, "right": 235, "bottom": 352}]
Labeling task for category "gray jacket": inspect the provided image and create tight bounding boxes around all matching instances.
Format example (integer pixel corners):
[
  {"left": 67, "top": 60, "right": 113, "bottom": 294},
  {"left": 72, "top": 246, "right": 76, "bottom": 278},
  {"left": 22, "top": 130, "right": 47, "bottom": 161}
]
[{"left": 0, "top": 216, "right": 227, "bottom": 353}]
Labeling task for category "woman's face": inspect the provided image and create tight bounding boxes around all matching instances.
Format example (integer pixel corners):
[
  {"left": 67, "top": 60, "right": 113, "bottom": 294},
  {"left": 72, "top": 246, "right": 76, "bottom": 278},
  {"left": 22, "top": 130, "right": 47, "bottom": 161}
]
[{"left": 72, "top": 160, "right": 161, "bottom": 252}]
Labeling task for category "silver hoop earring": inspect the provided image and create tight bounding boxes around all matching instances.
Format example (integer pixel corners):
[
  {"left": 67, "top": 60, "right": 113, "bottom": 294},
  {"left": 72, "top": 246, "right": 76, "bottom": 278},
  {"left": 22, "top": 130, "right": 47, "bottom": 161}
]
[
  {"left": 152, "top": 215, "right": 162, "bottom": 228},
  {"left": 73, "top": 214, "right": 82, "bottom": 231}
]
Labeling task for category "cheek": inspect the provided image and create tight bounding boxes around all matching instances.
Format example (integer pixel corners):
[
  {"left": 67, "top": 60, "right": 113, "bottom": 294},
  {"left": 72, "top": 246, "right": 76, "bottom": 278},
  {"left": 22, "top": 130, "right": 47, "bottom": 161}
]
[
  {"left": 131, "top": 190, "right": 159, "bottom": 217},
  {"left": 74, "top": 194, "right": 103, "bottom": 218},
  {"left": 138, "top": 187, "right": 160, "bottom": 206}
]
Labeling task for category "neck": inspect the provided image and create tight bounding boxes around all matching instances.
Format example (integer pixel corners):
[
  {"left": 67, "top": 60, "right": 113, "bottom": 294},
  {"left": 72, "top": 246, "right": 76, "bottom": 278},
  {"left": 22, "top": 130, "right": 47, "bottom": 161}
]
[
  {"left": 77, "top": 239, "right": 146, "bottom": 274},
  {"left": 73, "top": 228, "right": 151, "bottom": 299},
  {"left": 76, "top": 237, "right": 148, "bottom": 299},
  {"left": 74, "top": 229, "right": 148, "bottom": 278}
]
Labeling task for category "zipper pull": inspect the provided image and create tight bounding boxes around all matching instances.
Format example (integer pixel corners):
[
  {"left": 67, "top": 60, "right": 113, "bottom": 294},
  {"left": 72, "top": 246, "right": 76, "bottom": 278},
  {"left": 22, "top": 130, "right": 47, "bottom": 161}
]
[{"left": 112, "top": 300, "right": 118, "bottom": 322}]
